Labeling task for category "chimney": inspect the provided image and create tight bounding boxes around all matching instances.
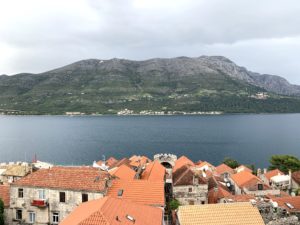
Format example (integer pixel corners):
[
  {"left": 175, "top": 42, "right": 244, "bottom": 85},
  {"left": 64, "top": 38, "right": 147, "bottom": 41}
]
[
  {"left": 257, "top": 168, "right": 262, "bottom": 178},
  {"left": 263, "top": 168, "right": 267, "bottom": 174}
]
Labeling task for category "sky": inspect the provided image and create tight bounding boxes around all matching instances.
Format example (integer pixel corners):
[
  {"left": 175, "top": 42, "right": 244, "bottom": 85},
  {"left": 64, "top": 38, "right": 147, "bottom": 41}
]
[{"left": 0, "top": 0, "right": 300, "bottom": 84}]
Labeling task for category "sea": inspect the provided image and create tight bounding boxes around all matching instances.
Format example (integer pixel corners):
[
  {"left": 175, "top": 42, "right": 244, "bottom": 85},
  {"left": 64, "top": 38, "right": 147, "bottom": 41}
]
[{"left": 0, "top": 114, "right": 300, "bottom": 168}]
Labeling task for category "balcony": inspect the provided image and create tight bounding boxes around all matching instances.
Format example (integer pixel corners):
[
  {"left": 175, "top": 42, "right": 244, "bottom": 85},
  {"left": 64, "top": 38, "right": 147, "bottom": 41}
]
[{"left": 31, "top": 199, "right": 48, "bottom": 208}]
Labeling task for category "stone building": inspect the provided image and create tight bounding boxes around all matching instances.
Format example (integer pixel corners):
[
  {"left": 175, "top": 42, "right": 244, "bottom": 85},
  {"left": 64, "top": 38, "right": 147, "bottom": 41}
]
[
  {"left": 8, "top": 166, "right": 111, "bottom": 225},
  {"left": 172, "top": 165, "right": 208, "bottom": 205},
  {"left": 292, "top": 171, "right": 300, "bottom": 191}
]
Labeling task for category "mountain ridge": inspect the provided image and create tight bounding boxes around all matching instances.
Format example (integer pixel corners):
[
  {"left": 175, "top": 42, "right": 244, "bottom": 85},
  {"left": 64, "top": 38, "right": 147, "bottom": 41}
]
[{"left": 1, "top": 56, "right": 300, "bottom": 114}]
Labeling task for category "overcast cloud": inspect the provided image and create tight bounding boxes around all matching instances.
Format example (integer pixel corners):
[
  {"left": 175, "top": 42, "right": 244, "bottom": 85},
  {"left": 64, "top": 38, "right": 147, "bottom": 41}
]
[{"left": 1, "top": 0, "right": 300, "bottom": 83}]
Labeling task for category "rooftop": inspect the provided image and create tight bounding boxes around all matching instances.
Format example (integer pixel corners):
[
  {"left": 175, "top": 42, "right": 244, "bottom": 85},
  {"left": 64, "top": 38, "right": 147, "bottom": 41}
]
[
  {"left": 173, "top": 156, "right": 194, "bottom": 172},
  {"left": 292, "top": 171, "right": 300, "bottom": 184},
  {"left": 107, "top": 179, "right": 165, "bottom": 207},
  {"left": 141, "top": 161, "right": 165, "bottom": 181},
  {"left": 173, "top": 165, "right": 207, "bottom": 186},
  {"left": 270, "top": 196, "right": 300, "bottom": 213},
  {"left": 215, "top": 164, "right": 234, "bottom": 175},
  {"left": 60, "top": 197, "right": 163, "bottom": 225},
  {"left": 264, "top": 169, "right": 284, "bottom": 181},
  {"left": 177, "top": 202, "right": 265, "bottom": 225},
  {"left": 109, "top": 164, "right": 136, "bottom": 180},
  {"left": 12, "top": 166, "right": 110, "bottom": 192},
  {"left": 231, "top": 171, "right": 263, "bottom": 188}
]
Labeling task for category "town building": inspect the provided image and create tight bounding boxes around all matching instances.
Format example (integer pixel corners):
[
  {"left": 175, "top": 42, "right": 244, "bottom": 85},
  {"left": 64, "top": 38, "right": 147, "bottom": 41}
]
[
  {"left": 107, "top": 179, "right": 165, "bottom": 208},
  {"left": 108, "top": 164, "right": 136, "bottom": 180},
  {"left": 0, "top": 185, "right": 10, "bottom": 224},
  {"left": 215, "top": 163, "right": 234, "bottom": 179},
  {"left": 173, "top": 156, "right": 194, "bottom": 172},
  {"left": 230, "top": 170, "right": 280, "bottom": 196},
  {"left": 0, "top": 163, "right": 31, "bottom": 184},
  {"left": 60, "top": 197, "right": 164, "bottom": 225},
  {"left": 291, "top": 171, "right": 300, "bottom": 191},
  {"left": 172, "top": 165, "right": 208, "bottom": 205},
  {"left": 9, "top": 166, "right": 111, "bottom": 225},
  {"left": 141, "top": 161, "right": 166, "bottom": 182},
  {"left": 176, "top": 202, "right": 265, "bottom": 225}
]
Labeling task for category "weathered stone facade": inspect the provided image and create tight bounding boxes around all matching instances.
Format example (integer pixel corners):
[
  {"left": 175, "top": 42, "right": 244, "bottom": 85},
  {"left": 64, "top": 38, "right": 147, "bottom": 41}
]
[
  {"left": 8, "top": 186, "right": 104, "bottom": 225},
  {"left": 173, "top": 184, "right": 208, "bottom": 205}
]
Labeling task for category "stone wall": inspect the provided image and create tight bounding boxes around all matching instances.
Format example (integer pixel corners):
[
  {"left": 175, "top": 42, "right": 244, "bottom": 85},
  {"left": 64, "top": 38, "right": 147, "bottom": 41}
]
[
  {"left": 9, "top": 186, "right": 104, "bottom": 225},
  {"left": 173, "top": 184, "right": 208, "bottom": 205}
]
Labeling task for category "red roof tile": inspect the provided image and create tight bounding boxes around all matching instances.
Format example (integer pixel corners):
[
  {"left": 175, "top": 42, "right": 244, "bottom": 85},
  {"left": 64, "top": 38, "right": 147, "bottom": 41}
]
[
  {"left": 107, "top": 180, "right": 165, "bottom": 207},
  {"left": 231, "top": 171, "right": 266, "bottom": 189},
  {"left": 141, "top": 161, "right": 165, "bottom": 182},
  {"left": 264, "top": 169, "right": 284, "bottom": 181},
  {"left": 215, "top": 164, "right": 234, "bottom": 175},
  {"left": 173, "top": 165, "right": 207, "bottom": 186},
  {"left": 12, "top": 167, "right": 110, "bottom": 192},
  {"left": 109, "top": 164, "right": 136, "bottom": 180},
  {"left": 270, "top": 196, "right": 300, "bottom": 213},
  {"left": 60, "top": 197, "right": 163, "bottom": 225},
  {"left": 173, "top": 156, "right": 194, "bottom": 172},
  {"left": 0, "top": 185, "right": 9, "bottom": 207}
]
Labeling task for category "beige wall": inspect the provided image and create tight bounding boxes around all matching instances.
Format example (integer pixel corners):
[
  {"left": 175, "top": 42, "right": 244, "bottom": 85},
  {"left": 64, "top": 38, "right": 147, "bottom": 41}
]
[{"left": 9, "top": 186, "right": 104, "bottom": 225}]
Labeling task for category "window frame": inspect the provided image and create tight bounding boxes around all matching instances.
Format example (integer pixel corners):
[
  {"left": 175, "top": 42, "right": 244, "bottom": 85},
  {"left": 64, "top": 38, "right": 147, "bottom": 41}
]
[
  {"left": 29, "top": 211, "right": 36, "bottom": 224},
  {"left": 16, "top": 209, "right": 22, "bottom": 220},
  {"left": 59, "top": 192, "right": 66, "bottom": 203},
  {"left": 18, "top": 188, "right": 24, "bottom": 198},
  {"left": 38, "top": 189, "right": 46, "bottom": 200},
  {"left": 52, "top": 212, "right": 59, "bottom": 224},
  {"left": 82, "top": 193, "right": 88, "bottom": 202}
]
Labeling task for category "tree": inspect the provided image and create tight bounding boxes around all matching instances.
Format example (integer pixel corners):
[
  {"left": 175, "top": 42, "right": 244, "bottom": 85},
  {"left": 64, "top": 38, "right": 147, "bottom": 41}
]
[
  {"left": 223, "top": 157, "right": 240, "bottom": 169},
  {"left": 0, "top": 198, "right": 4, "bottom": 225},
  {"left": 169, "top": 199, "right": 180, "bottom": 210},
  {"left": 269, "top": 155, "right": 300, "bottom": 173}
]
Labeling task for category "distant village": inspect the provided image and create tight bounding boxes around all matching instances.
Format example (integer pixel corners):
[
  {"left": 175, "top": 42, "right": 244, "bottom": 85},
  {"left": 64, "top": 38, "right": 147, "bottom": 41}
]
[{"left": 0, "top": 154, "right": 300, "bottom": 225}]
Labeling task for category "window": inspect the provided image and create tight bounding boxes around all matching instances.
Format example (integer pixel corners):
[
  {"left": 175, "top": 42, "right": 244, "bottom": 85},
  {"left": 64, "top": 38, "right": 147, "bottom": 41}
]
[
  {"left": 117, "top": 189, "right": 124, "bottom": 196},
  {"left": 52, "top": 212, "right": 59, "bottom": 224},
  {"left": 16, "top": 209, "right": 22, "bottom": 220},
  {"left": 82, "top": 193, "right": 88, "bottom": 202},
  {"left": 201, "top": 201, "right": 205, "bottom": 205},
  {"left": 38, "top": 189, "right": 46, "bottom": 200},
  {"left": 29, "top": 212, "right": 36, "bottom": 223},
  {"left": 258, "top": 183, "right": 263, "bottom": 190},
  {"left": 18, "top": 188, "right": 23, "bottom": 198},
  {"left": 59, "top": 192, "right": 66, "bottom": 203},
  {"left": 188, "top": 187, "right": 193, "bottom": 192}
]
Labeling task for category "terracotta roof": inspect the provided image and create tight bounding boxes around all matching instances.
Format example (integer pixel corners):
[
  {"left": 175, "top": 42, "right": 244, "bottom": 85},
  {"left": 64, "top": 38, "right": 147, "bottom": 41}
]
[
  {"left": 177, "top": 202, "right": 265, "bottom": 225},
  {"left": 110, "top": 158, "right": 131, "bottom": 169},
  {"left": 208, "top": 186, "right": 231, "bottom": 204},
  {"left": 173, "top": 165, "right": 207, "bottom": 186},
  {"left": 173, "top": 156, "right": 194, "bottom": 172},
  {"left": 292, "top": 171, "right": 300, "bottom": 184},
  {"left": 264, "top": 169, "right": 284, "bottom": 181},
  {"left": 0, "top": 185, "right": 10, "bottom": 207},
  {"left": 196, "top": 161, "right": 215, "bottom": 170},
  {"left": 60, "top": 197, "right": 163, "bottom": 225},
  {"left": 2, "top": 164, "right": 31, "bottom": 177},
  {"left": 129, "top": 155, "right": 151, "bottom": 168},
  {"left": 12, "top": 167, "right": 110, "bottom": 192},
  {"left": 270, "top": 196, "right": 300, "bottom": 213},
  {"left": 106, "top": 157, "right": 118, "bottom": 167},
  {"left": 141, "top": 161, "right": 165, "bottom": 181},
  {"left": 224, "top": 194, "right": 256, "bottom": 202},
  {"left": 236, "top": 165, "right": 253, "bottom": 173},
  {"left": 215, "top": 164, "right": 234, "bottom": 175},
  {"left": 107, "top": 180, "right": 165, "bottom": 207},
  {"left": 109, "top": 164, "right": 136, "bottom": 180},
  {"left": 231, "top": 171, "right": 264, "bottom": 189}
]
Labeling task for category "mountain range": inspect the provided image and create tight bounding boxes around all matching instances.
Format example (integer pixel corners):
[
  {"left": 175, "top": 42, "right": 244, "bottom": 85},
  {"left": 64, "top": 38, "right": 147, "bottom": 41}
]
[{"left": 1, "top": 56, "right": 300, "bottom": 114}]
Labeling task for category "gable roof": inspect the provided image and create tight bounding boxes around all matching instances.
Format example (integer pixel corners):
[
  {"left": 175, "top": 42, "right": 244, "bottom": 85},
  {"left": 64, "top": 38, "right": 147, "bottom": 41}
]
[
  {"left": 141, "top": 161, "right": 165, "bottom": 182},
  {"left": 196, "top": 161, "right": 215, "bottom": 170},
  {"left": 264, "top": 169, "right": 284, "bottom": 181},
  {"left": 230, "top": 171, "right": 264, "bottom": 189},
  {"left": 208, "top": 186, "right": 231, "bottom": 204},
  {"left": 0, "top": 185, "right": 10, "bottom": 207},
  {"left": 129, "top": 155, "right": 151, "bottom": 167},
  {"left": 173, "top": 156, "right": 194, "bottom": 172},
  {"left": 107, "top": 180, "right": 165, "bottom": 207},
  {"left": 109, "top": 164, "right": 136, "bottom": 180},
  {"left": 292, "top": 171, "right": 300, "bottom": 184},
  {"left": 2, "top": 164, "right": 31, "bottom": 177},
  {"left": 60, "top": 197, "right": 163, "bottom": 225},
  {"left": 215, "top": 164, "right": 234, "bottom": 175},
  {"left": 173, "top": 165, "right": 207, "bottom": 186},
  {"left": 236, "top": 165, "right": 253, "bottom": 173},
  {"left": 177, "top": 202, "right": 265, "bottom": 225},
  {"left": 106, "top": 157, "right": 118, "bottom": 167},
  {"left": 12, "top": 167, "right": 110, "bottom": 192},
  {"left": 270, "top": 196, "right": 300, "bottom": 213},
  {"left": 110, "top": 158, "right": 131, "bottom": 169}
]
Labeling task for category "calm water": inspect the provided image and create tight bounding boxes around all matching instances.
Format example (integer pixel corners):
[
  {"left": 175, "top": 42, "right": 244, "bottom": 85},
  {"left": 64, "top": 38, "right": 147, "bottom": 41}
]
[{"left": 0, "top": 114, "right": 299, "bottom": 167}]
